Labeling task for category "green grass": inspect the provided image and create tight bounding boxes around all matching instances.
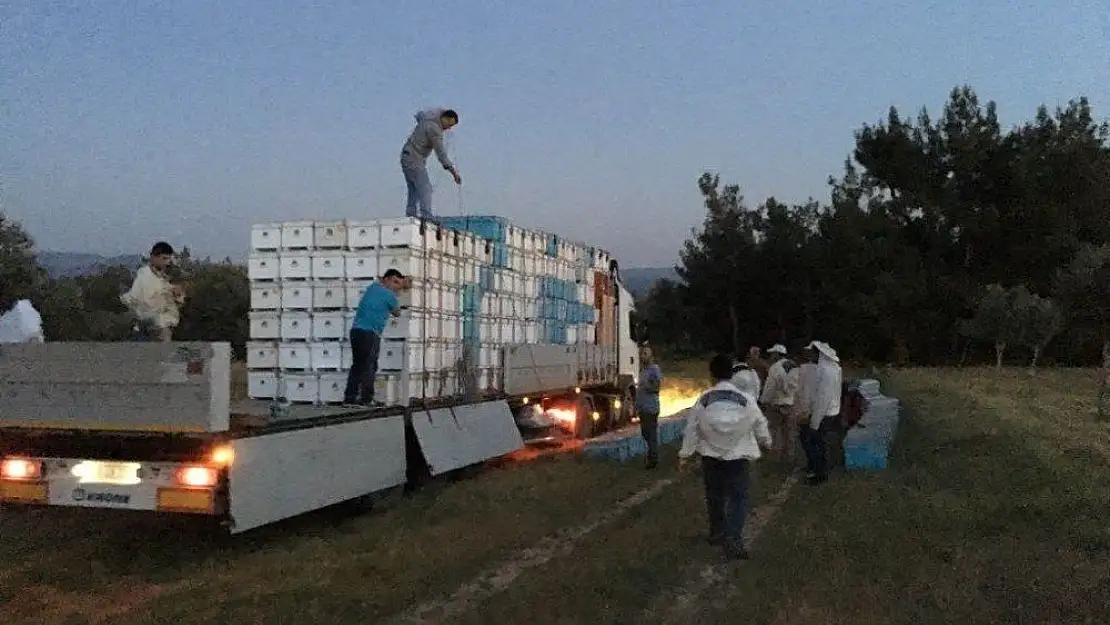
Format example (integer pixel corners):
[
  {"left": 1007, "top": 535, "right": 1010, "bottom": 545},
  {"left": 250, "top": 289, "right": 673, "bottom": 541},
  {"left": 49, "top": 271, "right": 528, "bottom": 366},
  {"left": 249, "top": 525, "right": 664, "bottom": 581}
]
[
  {"left": 0, "top": 454, "right": 671, "bottom": 625},
  {"left": 3, "top": 366, "right": 1107, "bottom": 624}
]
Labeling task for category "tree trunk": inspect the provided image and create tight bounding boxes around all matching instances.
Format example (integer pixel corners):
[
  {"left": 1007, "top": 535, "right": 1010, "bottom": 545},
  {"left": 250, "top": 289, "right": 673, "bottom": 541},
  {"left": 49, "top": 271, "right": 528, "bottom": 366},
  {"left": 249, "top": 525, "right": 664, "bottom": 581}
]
[
  {"left": 1099, "top": 339, "right": 1110, "bottom": 421},
  {"left": 1030, "top": 345, "right": 1042, "bottom": 369},
  {"left": 728, "top": 300, "right": 740, "bottom": 355},
  {"left": 994, "top": 343, "right": 1005, "bottom": 370}
]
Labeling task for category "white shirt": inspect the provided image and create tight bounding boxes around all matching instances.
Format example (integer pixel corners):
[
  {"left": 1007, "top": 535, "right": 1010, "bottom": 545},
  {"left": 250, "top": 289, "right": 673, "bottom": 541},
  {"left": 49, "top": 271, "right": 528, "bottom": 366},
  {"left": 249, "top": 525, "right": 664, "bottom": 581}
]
[
  {"left": 760, "top": 358, "right": 797, "bottom": 406},
  {"left": 808, "top": 355, "right": 843, "bottom": 429},
  {"left": 794, "top": 363, "right": 817, "bottom": 412},
  {"left": 120, "top": 266, "right": 181, "bottom": 329},
  {"left": 679, "top": 381, "right": 771, "bottom": 461}
]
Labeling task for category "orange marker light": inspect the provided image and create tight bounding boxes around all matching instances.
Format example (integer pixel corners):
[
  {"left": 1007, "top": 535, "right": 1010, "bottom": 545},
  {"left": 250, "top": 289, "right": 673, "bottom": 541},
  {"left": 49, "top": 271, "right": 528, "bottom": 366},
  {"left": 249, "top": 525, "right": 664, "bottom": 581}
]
[{"left": 1, "top": 458, "right": 41, "bottom": 480}]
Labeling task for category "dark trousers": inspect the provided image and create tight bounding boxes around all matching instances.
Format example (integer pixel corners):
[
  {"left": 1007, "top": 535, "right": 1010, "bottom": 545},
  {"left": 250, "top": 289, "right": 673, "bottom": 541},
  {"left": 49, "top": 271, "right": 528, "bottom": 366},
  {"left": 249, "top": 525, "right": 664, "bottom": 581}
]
[
  {"left": 343, "top": 329, "right": 381, "bottom": 403},
  {"left": 638, "top": 410, "right": 660, "bottom": 464},
  {"left": 701, "top": 457, "right": 751, "bottom": 543},
  {"left": 800, "top": 416, "right": 836, "bottom": 478}
]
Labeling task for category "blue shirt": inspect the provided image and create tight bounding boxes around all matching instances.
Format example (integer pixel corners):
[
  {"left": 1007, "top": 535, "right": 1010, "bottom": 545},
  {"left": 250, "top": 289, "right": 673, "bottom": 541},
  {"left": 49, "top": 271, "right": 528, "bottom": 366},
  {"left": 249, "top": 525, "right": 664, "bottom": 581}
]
[
  {"left": 352, "top": 282, "right": 398, "bottom": 334},
  {"left": 635, "top": 364, "right": 663, "bottom": 414}
]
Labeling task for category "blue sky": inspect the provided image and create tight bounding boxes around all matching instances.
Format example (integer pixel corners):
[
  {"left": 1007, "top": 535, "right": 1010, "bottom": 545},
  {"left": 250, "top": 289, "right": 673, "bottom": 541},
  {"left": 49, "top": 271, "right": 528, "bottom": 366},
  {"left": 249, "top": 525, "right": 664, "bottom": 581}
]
[{"left": 2, "top": 0, "right": 1107, "bottom": 267}]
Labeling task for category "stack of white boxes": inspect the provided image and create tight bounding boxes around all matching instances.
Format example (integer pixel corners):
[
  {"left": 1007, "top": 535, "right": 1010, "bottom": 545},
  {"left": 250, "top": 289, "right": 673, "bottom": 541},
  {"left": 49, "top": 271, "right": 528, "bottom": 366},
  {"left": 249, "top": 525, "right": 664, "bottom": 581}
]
[{"left": 245, "top": 217, "right": 613, "bottom": 406}]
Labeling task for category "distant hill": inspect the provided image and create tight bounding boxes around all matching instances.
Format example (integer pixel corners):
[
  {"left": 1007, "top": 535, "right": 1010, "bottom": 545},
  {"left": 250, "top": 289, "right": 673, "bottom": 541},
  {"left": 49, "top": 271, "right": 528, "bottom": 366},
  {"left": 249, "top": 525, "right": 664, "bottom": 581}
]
[
  {"left": 622, "top": 267, "right": 681, "bottom": 298},
  {"left": 37, "top": 252, "right": 144, "bottom": 279}
]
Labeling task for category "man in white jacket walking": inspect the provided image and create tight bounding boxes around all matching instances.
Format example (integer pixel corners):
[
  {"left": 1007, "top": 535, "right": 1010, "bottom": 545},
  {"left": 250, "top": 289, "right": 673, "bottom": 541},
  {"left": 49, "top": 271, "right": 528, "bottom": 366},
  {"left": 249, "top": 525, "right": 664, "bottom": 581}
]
[
  {"left": 679, "top": 353, "right": 772, "bottom": 560},
  {"left": 799, "top": 341, "right": 842, "bottom": 485},
  {"left": 760, "top": 344, "right": 798, "bottom": 461}
]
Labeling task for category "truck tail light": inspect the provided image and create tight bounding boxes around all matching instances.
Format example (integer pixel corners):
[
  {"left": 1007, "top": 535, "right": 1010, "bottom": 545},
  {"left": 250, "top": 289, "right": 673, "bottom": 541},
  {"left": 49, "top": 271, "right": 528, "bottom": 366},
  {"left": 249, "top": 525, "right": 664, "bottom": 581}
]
[
  {"left": 176, "top": 466, "right": 218, "bottom": 488},
  {"left": 1, "top": 458, "right": 42, "bottom": 480}
]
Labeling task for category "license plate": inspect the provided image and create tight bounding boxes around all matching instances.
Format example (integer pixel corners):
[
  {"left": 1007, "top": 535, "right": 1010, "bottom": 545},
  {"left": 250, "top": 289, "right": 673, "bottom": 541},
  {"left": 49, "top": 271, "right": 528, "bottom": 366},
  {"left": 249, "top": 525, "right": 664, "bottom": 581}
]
[{"left": 71, "top": 461, "right": 141, "bottom": 486}]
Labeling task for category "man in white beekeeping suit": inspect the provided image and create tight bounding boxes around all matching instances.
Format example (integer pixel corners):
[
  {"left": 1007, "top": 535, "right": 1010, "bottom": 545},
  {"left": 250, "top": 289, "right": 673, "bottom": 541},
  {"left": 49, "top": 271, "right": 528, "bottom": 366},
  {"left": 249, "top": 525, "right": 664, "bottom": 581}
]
[
  {"left": 730, "top": 359, "right": 762, "bottom": 399},
  {"left": 799, "top": 341, "right": 842, "bottom": 485},
  {"left": 759, "top": 344, "right": 798, "bottom": 461}
]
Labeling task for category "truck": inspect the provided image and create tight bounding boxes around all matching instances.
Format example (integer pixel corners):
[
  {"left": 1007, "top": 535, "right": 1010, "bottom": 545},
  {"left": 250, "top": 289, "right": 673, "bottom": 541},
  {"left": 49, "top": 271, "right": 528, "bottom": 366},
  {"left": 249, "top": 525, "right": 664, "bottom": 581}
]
[{"left": 0, "top": 216, "right": 642, "bottom": 533}]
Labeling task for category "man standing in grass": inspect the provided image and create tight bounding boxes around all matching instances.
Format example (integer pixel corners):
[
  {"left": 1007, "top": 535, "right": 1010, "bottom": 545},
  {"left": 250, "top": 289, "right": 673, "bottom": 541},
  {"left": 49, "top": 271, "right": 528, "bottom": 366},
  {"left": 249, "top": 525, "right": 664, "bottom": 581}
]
[
  {"left": 679, "top": 353, "right": 772, "bottom": 560},
  {"left": 635, "top": 345, "right": 663, "bottom": 469},
  {"left": 344, "top": 269, "right": 410, "bottom": 407},
  {"left": 800, "top": 341, "right": 843, "bottom": 485},
  {"left": 400, "top": 108, "right": 461, "bottom": 219},
  {"left": 760, "top": 344, "right": 798, "bottom": 461}
]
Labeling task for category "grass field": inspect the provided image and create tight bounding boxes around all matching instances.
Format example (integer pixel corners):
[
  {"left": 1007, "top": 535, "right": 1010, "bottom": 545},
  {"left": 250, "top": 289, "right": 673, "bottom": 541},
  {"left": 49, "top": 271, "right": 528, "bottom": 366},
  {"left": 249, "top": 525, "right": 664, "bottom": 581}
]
[{"left": 3, "top": 366, "right": 1109, "bottom": 624}]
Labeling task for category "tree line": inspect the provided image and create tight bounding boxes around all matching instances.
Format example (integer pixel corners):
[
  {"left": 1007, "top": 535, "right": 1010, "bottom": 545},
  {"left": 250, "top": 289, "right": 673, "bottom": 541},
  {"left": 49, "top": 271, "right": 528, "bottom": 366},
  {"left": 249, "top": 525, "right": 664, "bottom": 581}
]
[
  {"left": 0, "top": 219, "right": 251, "bottom": 356},
  {"left": 636, "top": 85, "right": 1110, "bottom": 412}
]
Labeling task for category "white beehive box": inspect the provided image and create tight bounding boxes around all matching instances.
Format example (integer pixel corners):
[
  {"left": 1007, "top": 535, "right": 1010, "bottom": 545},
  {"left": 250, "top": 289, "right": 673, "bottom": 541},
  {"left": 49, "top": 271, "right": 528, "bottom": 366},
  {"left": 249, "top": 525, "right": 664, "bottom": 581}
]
[
  {"left": 378, "top": 217, "right": 425, "bottom": 248},
  {"left": 345, "top": 280, "right": 374, "bottom": 309},
  {"left": 248, "top": 253, "right": 280, "bottom": 281},
  {"left": 441, "top": 314, "right": 461, "bottom": 341},
  {"left": 310, "top": 342, "right": 343, "bottom": 370},
  {"left": 379, "top": 248, "right": 426, "bottom": 280},
  {"left": 281, "top": 373, "right": 318, "bottom": 403},
  {"left": 345, "top": 251, "right": 378, "bottom": 279},
  {"left": 280, "top": 282, "right": 313, "bottom": 310},
  {"left": 246, "top": 341, "right": 279, "bottom": 369},
  {"left": 311, "top": 252, "right": 345, "bottom": 280},
  {"left": 314, "top": 221, "right": 347, "bottom": 249},
  {"left": 399, "top": 279, "right": 425, "bottom": 310},
  {"left": 341, "top": 343, "right": 353, "bottom": 369},
  {"left": 311, "top": 311, "right": 346, "bottom": 340},
  {"left": 318, "top": 373, "right": 346, "bottom": 403},
  {"left": 281, "top": 221, "right": 314, "bottom": 249},
  {"left": 279, "top": 342, "right": 312, "bottom": 370},
  {"left": 382, "top": 310, "right": 427, "bottom": 341},
  {"left": 312, "top": 281, "right": 346, "bottom": 310},
  {"left": 441, "top": 285, "right": 460, "bottom": 312},
  {"left": 347, "top": 221, "right": 380, "bottom": 249},
  {"left": 280, "top": 312, "right": 311, "bottom": 341},
  {"left": 250, "top": 285, "right": 281, "bottom": 310},
  {"left": 375, "top": 373, "right": 400, "bottom": 406},
  {"left": 525, "top": 320, "right": 539, "bottom": 343},
  {"left": 248, "top": 371, "right": 277, "bottom": 399},
  {"left": 249, "top": 311, "right": 280, "bottom": 339},
  {"left": 251, "top": 224, "right": 282, "bottom": 251},
  {"left": 378, "top": 341, "right": 425, "bottom": 372},
  {"left": 279, "top": 252, "right": 312, "bottom": 280},
  {"left": 566, "top": 325, "right": 578, "bottom": 345}
]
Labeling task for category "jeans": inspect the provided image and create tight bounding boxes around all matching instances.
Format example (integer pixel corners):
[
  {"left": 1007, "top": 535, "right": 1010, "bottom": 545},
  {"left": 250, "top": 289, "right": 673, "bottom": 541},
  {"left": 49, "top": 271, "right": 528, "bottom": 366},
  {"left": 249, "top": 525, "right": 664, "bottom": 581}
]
[
  {"left": 800, "top": 416, "right": 836, "bottom": 479},
  {"left": 344, "top": 329, "right": 382, "bottom": 403},
  {"left": 701, "top": 456, "right": 751, "bottom": 544},
  {"left": 402, "top": 163, "right": 434, "bottom": 219},
  {"left": 638, "top": 409, "right": 660, "bottom": 465}
]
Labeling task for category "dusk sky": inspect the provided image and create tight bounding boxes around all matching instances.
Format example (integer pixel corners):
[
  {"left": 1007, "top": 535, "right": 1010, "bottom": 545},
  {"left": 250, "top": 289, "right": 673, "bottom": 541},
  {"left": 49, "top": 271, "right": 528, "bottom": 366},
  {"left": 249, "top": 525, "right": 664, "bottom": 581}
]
[{"left": 2, "top": 1, "right": 1107, "bottom": 267}]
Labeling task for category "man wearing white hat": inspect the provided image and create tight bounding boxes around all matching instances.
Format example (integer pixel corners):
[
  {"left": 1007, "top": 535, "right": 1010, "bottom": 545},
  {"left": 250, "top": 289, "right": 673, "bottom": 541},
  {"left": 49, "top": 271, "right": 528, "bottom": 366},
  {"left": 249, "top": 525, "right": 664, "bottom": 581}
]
[
  {"left": 800, "top": 340, "right": 842, "bottom": 484},
  {"left": 759, "top": 344, "right": 797, "bottom": 461}
]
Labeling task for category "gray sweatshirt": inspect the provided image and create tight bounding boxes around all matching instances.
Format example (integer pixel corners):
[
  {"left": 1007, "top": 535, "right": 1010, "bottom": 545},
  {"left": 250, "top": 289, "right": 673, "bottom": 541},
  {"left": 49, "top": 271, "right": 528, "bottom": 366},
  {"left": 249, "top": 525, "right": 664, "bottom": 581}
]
[{"left": 400, "top": 108, "right": 455, "bottom": 171}]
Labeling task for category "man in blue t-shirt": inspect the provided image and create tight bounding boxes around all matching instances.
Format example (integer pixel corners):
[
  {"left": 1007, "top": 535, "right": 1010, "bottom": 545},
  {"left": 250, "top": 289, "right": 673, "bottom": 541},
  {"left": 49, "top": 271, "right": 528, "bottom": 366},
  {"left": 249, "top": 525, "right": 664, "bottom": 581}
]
[
  {"left": 343, "top": 269, "right": 410, "bottom": 407},
  {"left": 635, "top": 345, "right": 664, "bottom": 469}
]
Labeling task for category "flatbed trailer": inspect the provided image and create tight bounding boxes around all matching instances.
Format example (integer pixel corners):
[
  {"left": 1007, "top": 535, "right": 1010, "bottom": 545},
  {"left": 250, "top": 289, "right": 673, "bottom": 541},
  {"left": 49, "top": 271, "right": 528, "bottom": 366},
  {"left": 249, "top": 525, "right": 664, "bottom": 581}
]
[{"left": 0, "top": 338, "right": 637, "bottom": 533}]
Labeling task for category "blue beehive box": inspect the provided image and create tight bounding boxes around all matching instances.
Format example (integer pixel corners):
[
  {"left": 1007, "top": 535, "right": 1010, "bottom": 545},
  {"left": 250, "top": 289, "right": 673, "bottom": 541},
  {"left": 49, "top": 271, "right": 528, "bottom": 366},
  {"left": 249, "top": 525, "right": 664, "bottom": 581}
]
[
  {"left": 462, "top": 285, "right": 482, "bottom": 314},
  {"left": 439, "top": 215, "right": 508, "bottom": 243},
  {"left": 491, "top": 242, "right": 510, "bottom": 268},
  {"left": 545, "top": 234, "right": 559, "bottom": 257},
  {"left": 463, "top": 316, "right": 480, "bottom": 341},
  {"left": 478, "top": 267, "right": 494, "bottom": 290}
]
